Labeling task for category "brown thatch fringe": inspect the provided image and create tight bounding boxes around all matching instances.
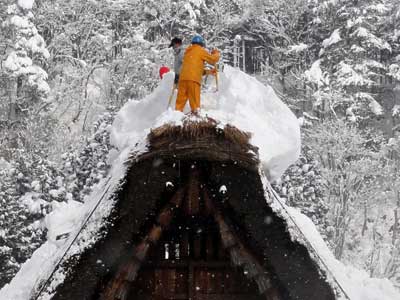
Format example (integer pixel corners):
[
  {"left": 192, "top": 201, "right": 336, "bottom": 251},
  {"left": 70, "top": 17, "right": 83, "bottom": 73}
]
[
  {"left": 128, "top": 118, "right": 260, "bottom": 171},
  {"left": 148, "top": 118, "right": 252, "bottom": 148}
]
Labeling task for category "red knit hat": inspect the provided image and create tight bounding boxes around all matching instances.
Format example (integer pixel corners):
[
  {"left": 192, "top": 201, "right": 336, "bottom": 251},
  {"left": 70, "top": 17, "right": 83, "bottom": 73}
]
[{"left": 159, "top": 66, "right": 170, "bottom": 79}]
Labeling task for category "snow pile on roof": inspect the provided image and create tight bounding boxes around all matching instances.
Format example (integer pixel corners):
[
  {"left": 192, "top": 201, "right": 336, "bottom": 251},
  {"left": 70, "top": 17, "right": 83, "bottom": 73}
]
[
  {"left": 264, "top": 178, "right": 400, "bottom": 300},
  {"left": 111, "top": 65, "right": 301, "bottom": 181}
]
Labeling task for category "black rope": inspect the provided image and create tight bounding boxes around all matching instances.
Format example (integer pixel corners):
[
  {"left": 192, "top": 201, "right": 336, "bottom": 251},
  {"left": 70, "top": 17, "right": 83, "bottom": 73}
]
[
  {"left": 267, "top": 182, "right": 351, "bottom": 300},
  {"left": 33, "top": 176, "right": 112, "bottom": 300}
]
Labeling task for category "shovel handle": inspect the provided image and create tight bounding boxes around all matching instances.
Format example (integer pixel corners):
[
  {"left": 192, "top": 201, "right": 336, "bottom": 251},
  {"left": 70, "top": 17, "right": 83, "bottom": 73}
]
[
  {"left": 214, "top": 64, "right": 219, "bottom": 92},
  {"left": 167, "top": 83, "right": 177, "bottom": 109}
]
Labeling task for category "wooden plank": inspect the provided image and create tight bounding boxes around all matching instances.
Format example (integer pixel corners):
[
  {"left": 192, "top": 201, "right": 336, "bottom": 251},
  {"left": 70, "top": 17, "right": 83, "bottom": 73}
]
[
  {"left": 206, "top": 268, "right": 218, "bottom": 294},
  {"left": 202, "top": 188, "right": 215, "bottom": 215},
  {"left": 174, "top": 268, "right": 188, "bottom": 295},
  {"left": 254, "top": 275, "right": 272, "bottom": 294},
  {"left": 188, "top": 262, "right": 194, "bottom": 300},
  {"left": 186, "top": 168, "right": 200, "bottom": 215},
  {"left": 134, "top": 241, "right": 150, "bottom": 261},
  {"left": 157, "top": 207, "right": 174, "bottom": 228},
  {"left": 143, "top": 260, "right": 231, "bottom": 268},
  {"left": 193, "top": 234, "right": 202, "bottom": 259},
  {"left": 205, "top": 234, "right": 214, "bottom": 260},
  {"left": 154, "top": 269, "right": 163, "bottom": 296},
  {"left": 180, "top": 231, "right": 190, "bottom": 258},
  {"left": 170, "top": 187, "right": 184, "bottom": 207},
  {"left": 165, "top": 268, "right": 176, "bottom": 295},
  {"left": 147, "top": 225, "right": 163, "bottom": 244},
  {"left": 125, "top": 260, "right": 141, "bottom": 282},
  {"left": 264, "top": 287, "right": 282, "bottom": 300},
  {"left": 223, "top": 268, "right": 235, "bottom": 294},
  {"left": 215, "top": 214, "right": 236, "bottom": 249},
  {"left": 194, "top": 267, "right": 207, "bottom": 295},
  {"left": 214, "top": 269, "right": 224, "bottom": 294}
]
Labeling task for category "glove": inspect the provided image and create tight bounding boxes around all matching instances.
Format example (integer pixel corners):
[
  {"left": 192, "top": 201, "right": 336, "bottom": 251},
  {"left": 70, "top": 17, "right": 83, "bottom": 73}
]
[
  {"left": 211, "top": 48, "right": 219, "bottom": 55},
  {"left": 204, "top": 68, "right": 217, "bottom": 76}
]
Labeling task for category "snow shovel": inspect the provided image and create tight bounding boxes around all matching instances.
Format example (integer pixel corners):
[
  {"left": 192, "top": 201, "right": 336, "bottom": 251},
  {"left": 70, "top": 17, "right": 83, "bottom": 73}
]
[
  {"left": 167, "top": 83, "right": 177, "bottom": 109},
  {"left": 203, "top": 66, "right": 218, "bottom": 93}
]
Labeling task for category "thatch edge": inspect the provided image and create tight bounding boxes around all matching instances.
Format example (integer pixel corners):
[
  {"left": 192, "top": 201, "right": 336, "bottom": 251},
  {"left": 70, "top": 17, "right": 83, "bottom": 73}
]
[{"left": 260, "top": 167, "right": 340, "bottom": 298}]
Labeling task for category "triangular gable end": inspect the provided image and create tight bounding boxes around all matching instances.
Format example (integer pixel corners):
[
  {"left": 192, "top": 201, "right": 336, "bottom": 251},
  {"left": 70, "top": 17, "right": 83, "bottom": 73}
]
[{"left": 43, "top": 120, "right": 336, "bottom": 300}]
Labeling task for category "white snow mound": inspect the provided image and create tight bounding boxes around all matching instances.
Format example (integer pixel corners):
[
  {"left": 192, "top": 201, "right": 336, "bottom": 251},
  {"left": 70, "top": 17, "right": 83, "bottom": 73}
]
[{"left": 111, "top": 65, "right": 301, "bottom": 181}]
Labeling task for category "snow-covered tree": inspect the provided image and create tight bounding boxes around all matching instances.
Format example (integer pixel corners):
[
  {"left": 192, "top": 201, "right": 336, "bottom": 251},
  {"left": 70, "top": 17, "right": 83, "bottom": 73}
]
[
  {"left": 305, "top": 0, "right": 395, "bottom": 122},
  {"left": 305, "top": 119, "right": 383, "bottom": 258},
  {"left": 62, "top": 111, "right": 115, "bottom": 202},
  {"left": 0, "top": 150, "right": 65, "bottom": 288},
  {"left": 1, "top": 0, "right": 50, "bottom": 122},
  {"left": 274, "top": 144, "right": 332, "bottom": 241}
]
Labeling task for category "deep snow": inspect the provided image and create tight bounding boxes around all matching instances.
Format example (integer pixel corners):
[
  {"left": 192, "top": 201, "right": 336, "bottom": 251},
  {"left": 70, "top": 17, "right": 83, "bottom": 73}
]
[
  {"left": 111, "top": 65, "right": 301, "bottom": 181},
  {"left": 1, "top": 66, "right": 399, "bottom": 300}
]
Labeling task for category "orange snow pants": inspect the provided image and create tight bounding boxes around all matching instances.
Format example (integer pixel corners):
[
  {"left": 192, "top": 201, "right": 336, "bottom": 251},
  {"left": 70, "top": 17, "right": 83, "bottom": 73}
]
[{"left": 175, "top": 80, "right": 201, "bottom": 112}]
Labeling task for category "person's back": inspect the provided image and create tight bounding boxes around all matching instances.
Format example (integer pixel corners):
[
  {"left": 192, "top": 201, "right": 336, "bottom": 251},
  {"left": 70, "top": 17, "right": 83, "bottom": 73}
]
[
  {"left": 175, "top": 35, "right": 220, "bottom": 112},
  {"left": 179, "top": 44, "right": 219, "bottom": 84}
]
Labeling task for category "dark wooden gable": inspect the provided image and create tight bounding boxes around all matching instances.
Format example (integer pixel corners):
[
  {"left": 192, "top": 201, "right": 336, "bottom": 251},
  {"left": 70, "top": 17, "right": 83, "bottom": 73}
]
[
  {"left": 47, "top": 121, "right": 336, "bottom": 300},
  {"left": 101, "top": 165, "right": 282, "bottom": 300}
]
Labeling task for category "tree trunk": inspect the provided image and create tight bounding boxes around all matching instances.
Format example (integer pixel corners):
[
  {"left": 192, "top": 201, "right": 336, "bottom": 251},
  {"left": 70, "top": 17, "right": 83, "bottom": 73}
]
[
  {"left": 392, "top": 191, "right": 400, "bottom": 246},
  {"left": 8, "top": 77, "right": 17, "bottom": 122}
]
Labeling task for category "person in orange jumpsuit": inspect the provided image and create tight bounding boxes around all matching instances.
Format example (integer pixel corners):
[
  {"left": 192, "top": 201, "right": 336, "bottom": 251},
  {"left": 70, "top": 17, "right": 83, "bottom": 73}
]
[{"left": 175, "top": 35, "right": 220, "bottom": 112}]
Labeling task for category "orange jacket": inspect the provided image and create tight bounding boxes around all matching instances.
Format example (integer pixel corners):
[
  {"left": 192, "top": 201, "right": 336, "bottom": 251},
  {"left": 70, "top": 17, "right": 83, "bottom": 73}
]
[{"left": 179, "top": 44, "right": 220, "bottom": 84}]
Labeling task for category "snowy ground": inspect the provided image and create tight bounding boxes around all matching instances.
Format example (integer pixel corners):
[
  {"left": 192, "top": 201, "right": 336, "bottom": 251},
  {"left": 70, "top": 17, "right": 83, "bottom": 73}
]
[{"left": 1, "top": 66, "right": 399, "bottom": 300}]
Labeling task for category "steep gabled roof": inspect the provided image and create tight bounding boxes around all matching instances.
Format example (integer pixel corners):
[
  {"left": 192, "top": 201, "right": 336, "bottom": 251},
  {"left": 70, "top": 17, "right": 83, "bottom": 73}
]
[{"left": 37, "top": 121, "right": 336, "bottom": 300}]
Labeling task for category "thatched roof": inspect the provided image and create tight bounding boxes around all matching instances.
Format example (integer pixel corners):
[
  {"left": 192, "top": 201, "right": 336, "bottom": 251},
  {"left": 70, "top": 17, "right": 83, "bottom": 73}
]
[
  {"left": 42, "top": 121, "right": 336, "bottom": 300},
  {"left": 134, "top": 118, "right": 259, "bottom": 171}
]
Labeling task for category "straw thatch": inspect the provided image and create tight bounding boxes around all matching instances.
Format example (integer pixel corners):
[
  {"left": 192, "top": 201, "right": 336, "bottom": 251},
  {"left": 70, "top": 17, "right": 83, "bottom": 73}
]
[{"left": 133, "top": 119, "right": 259, "bottom": 172}]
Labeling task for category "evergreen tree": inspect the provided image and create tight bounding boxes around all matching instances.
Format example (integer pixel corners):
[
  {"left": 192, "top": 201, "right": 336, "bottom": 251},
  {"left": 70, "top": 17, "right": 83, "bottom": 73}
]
[
  {"left": 2, "top": 0, "right": 50, "bottom": 121},
  {"left": 274, "top": 144, "right": 332, "bottom": 241},
  {"left": 0, "top": 151, "right": 62, "bottom": 288},
  {"left": 62, "top": 111, "right": 115, "bottom": 202},
  {"left": 307, "top": 0, "right": 395, "bottom": 121}
]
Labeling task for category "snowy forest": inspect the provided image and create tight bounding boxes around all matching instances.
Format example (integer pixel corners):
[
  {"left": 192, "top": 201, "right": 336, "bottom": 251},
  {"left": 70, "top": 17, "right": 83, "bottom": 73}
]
[{"left": 1, "top": 0, "right": 400, "bottom": 294}]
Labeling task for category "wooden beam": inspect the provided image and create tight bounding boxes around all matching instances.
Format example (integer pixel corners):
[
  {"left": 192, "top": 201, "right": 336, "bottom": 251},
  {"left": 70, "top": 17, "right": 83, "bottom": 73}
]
[
  {"left": 101, "top": 188, "right": 184, "bottom": 300},
  {"left": 202, "top": 188, "right": 282, "bottom": 300},
  {"left": 185, "top": 167, "right": 200, "bottom": 215}
]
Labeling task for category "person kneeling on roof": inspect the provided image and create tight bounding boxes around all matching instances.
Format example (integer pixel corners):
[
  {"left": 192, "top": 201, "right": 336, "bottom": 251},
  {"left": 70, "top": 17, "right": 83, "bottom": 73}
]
[{"left": 175, "top": 35, "right": 220, "bottom": 113}]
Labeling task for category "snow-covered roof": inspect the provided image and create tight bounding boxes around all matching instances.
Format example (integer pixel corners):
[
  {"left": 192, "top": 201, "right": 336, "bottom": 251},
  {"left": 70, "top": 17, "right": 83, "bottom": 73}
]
[
  {"left": 1, "top": 66, "right": 399, "bottom": 300},
  {"left": 267, "top": 180, "right": 400, "bottom": 300},
  {"left": 111, "top": 66, "right": 301, "bottom": 181}
]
